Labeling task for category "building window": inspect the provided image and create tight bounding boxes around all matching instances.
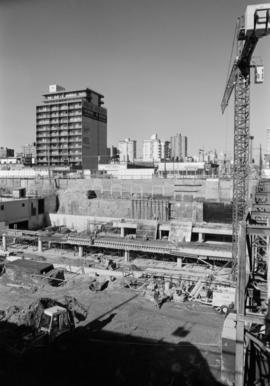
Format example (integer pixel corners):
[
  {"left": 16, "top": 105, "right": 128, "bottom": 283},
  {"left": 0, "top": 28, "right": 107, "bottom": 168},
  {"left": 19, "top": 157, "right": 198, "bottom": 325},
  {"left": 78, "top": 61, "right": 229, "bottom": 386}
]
[
  {"left": 22, "top": 203, "right": 25, "bottom": 207},
  {"left": 31, "top": 203, "right": 36, "bottom": 216},
  {"left": 0, "top": 205, "right": 4, "bottom": 210},
  {"left": 38, "top": 199, "right": 44, "bottom": 214}
]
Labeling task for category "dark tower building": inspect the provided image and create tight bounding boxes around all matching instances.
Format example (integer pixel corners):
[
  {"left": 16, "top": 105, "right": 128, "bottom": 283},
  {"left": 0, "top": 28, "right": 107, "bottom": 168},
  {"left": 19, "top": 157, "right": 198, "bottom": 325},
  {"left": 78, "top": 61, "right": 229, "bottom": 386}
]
[{"left": 36, "top": 85, "right": 107, "bottom": 170}]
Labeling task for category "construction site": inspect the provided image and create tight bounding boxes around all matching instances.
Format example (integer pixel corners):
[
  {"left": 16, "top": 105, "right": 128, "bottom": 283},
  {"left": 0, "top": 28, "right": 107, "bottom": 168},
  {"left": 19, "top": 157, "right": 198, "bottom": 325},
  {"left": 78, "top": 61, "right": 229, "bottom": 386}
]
[{"left": 1, "top": 3, "right": 270, "bottom": 386}]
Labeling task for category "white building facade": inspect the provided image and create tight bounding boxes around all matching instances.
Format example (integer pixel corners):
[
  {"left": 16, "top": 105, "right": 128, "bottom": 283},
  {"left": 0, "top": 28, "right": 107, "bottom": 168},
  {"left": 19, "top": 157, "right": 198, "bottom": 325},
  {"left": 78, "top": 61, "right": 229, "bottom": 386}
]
[
  {"left": 118, "top": 138, "right": 137, "bottom": 162},
  {"left": 143, "top": 134, "right": 161, "bottom": 162}
]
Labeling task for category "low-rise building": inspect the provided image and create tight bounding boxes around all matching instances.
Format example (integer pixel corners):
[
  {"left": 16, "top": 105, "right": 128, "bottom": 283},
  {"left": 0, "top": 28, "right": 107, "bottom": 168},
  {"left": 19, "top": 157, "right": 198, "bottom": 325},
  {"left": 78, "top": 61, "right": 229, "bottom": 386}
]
[
  {"left": 0, "top": 192, "right": 57, "bottom": 230},
  {"left": 0, "top": 147, "right": 14, "bottom": 158}
]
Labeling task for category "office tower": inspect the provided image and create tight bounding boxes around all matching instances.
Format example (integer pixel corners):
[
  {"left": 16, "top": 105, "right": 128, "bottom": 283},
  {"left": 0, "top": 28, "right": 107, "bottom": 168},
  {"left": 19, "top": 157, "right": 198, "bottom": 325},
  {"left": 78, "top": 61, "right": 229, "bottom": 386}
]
[
  {"left": 36, "top": 84, "right": 107, "bottom": 170},
  {"left": 118, "top": 138, "right": 137, "bottom": 162}
]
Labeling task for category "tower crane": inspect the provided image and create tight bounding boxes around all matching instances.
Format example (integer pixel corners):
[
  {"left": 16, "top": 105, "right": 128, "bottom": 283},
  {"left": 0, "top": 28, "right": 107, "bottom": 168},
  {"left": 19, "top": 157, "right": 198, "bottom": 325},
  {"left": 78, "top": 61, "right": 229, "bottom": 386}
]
[{"left": 221, "top": 4, "right": 270, "bottom": 263}]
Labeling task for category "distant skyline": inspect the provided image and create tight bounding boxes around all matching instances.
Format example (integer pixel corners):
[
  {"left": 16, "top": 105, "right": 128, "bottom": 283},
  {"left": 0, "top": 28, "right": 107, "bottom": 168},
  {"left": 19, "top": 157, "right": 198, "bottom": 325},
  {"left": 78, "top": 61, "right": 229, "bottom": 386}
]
[{"left": 1, "top": 0, "right": 270, "bottom": 161}]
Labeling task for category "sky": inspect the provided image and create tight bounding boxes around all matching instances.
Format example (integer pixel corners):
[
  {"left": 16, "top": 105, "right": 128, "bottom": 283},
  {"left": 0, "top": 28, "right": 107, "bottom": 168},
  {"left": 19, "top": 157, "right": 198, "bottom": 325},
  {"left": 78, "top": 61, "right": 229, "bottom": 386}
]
[{"left": 0, "top": 0, "right": 270, "bottom": 160}]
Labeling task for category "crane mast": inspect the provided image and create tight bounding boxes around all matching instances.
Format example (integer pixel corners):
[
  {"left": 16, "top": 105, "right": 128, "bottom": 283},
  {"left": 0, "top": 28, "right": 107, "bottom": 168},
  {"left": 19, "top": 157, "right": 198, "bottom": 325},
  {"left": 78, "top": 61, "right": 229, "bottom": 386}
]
[{"left": 221, "top": 4, "right": 270, "bottom": 263}]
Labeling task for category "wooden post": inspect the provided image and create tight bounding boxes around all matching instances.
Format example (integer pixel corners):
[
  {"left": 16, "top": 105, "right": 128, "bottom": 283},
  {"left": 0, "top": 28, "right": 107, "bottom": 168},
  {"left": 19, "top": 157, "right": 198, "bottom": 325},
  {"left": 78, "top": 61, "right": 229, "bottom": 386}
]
[
  {"left": 198, "top": 232, "right": 205, "bottom": 242},
  {"left": 235, "top": 221, "right": 246, "bottom": 386},
  {"left": 2, "top": 234, "right": 7, "bottom": 251},
  {"left": 38, "top": 237, "right": 42, "bottom": 253},
  {"left": 124, "top": 249, "right": 130, "bottom": 262},
  {"left": 78, "top": 246, "right": 83, "bottom": 258}
]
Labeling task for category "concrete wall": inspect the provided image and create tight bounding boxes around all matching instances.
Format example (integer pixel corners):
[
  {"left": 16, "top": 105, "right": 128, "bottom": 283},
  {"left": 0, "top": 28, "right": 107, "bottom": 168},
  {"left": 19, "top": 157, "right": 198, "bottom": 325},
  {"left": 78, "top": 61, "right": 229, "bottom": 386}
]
[
  {"left": 172, "top": 201, "right": 203, "bottom": 222},
  {"left": 0, "top": 199, "right": 30, "bottom": 225},
  {"left": 0, "top": 176, "right": 236, "bottom": 201}
]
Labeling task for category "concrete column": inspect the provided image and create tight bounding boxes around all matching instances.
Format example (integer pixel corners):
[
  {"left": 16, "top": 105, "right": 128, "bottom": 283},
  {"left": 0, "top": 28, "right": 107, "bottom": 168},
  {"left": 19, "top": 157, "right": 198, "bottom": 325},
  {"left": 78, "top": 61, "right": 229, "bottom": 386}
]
[
  {"left": 198, "top": 233, "right": 205, "bottom": 242},
  {"left": 177, "top": 258, "right": 182, "bottom": 268},
  {"left": 121, "top": 227, "right": 125, "bottom": 238},
  {"left": 38, "top": 237, "right": 42, "bottom": 253},
  {"left": 2, "top": 234, "right": 7, "bottom": 251},
  {"left": 124, "top": 249, "right": 130, "bottom": 262},
  {"left": 78, "top": 246, "right": 83, "bottom": 258}
]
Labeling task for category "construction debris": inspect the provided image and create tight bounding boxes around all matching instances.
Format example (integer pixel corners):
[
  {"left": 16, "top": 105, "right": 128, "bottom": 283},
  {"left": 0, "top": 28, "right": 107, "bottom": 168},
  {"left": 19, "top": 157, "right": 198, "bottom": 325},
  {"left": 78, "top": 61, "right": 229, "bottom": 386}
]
[{"left": 88, "top": 277, "right": 109, "bottom": 292}]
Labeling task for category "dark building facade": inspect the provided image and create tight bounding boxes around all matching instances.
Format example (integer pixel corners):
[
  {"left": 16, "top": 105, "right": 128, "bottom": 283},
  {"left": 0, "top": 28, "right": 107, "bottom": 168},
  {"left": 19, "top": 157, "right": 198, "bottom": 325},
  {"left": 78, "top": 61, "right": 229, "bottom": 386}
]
[
  {"left": 36, "top": 85, "right": 107, "bottom": 170},
  {"left": 0, "top": 147, "right": 14, "bottom": 158}
]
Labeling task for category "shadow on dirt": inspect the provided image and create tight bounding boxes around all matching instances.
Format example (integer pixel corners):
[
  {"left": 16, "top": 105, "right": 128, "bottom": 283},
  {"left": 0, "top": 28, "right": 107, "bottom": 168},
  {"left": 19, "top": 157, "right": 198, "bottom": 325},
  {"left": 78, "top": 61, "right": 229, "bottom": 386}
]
[{"left": 0, "top": 317, "right": 224, "bottom": 386}]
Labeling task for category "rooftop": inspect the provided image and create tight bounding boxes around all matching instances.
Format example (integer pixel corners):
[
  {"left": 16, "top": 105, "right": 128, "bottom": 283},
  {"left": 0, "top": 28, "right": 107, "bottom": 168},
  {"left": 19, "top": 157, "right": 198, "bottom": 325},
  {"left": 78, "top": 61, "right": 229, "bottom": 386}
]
[{"left": 43, "top": 87, "right": 104, "bottom": 98}]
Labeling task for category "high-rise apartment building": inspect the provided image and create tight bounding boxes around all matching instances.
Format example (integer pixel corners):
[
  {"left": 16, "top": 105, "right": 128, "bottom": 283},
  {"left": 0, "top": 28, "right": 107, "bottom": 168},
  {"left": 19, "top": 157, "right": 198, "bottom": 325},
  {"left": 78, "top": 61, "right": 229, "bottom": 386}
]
[
  {"left": 143, "top": 134, "right": 161, "bottom": 162},
  {"left": 183, "top": 136, "right": 188, "bottom": 157},
  {"left": 266, "top": 128, "right": 270, "bottom": 154},
  {"left": 161, "top": 141, "right": 170, "bottom": 160},
  {"left": 118, "top": 138, "right": 136, "bottom": 162},
  {"left": 36, "top": 85, "right": 107, "bottom": 170},
  {"left": 170, "top": 133, "right": 182, "bottom": 160},
  {"left": 170, "top": 133, "right": 188, "bottom": 160}
]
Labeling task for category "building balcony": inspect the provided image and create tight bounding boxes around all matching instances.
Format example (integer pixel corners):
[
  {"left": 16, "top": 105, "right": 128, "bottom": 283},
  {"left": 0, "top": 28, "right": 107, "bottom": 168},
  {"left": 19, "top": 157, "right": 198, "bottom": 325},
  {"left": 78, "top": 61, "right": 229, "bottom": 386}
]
[
  {"left": 37, "top": 113, "right": 50, "bottom": 118},
  {"left": 37, "top": 128, "right": 49, "bottom": 133},
  {"left": 36, "top": 120, "right": 50, "bottom": 124},
  {"left": 69, "top": 146, "right": 82, "bottom": 151},
  {"left": 68, "top": 111, "right": 81, "bottom": 116},
  {"left": 68, "top": 103, "right": 81, "bottom": 109},
  {"left": 69, "top": 117, "right": 82, "bottom": 123},
  {"left": 68, "top": 131, "right": 81, "bottom": 136},
  {"left": 37, "top": 107, "right": 50, "bottom": 112},
  {"left": 36, "top": 123, "right": 50, "bottom": 127},
  {"left": 37, "top": 134, "right": 50, "bottom": 138},
  {"left": 69, "top": 140, "right": 81, "bottom": 144}
]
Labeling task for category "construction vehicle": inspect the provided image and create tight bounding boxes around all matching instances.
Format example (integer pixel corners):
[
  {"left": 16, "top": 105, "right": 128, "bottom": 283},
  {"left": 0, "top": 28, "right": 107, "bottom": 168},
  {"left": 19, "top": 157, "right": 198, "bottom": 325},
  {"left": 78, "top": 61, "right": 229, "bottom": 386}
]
[
  {"left": 0, "top": 296, "right": 87, "bottom": 354},
  {"left": 36, "top": 306, "right": 73, "bottom": 341}
]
